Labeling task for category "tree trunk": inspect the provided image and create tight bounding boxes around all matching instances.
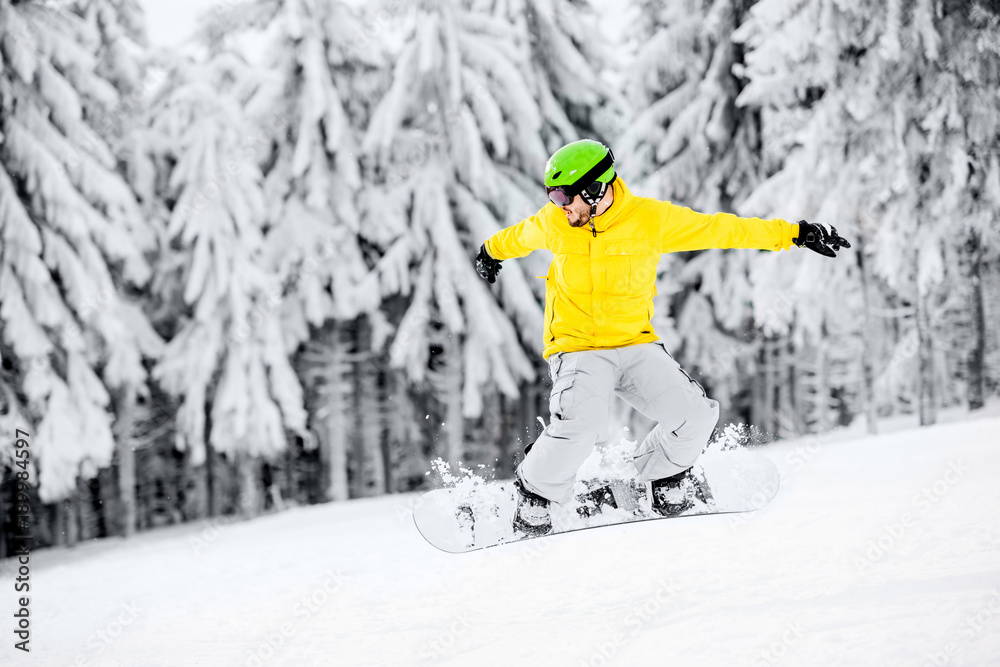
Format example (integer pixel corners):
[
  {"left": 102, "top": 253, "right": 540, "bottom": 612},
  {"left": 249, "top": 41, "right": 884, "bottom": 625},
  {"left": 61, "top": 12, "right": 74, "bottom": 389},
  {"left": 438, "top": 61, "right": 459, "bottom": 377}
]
[
  {"left": 751, "top": 341, "right": 767, "bottom": 434},
  {"left": 184, "top": 450, "right": 210, "bottom": 522},
  {"left": 788, "top": 338, "right": 803, "bottom": 435},
  {"left": 61, "top": 494, "right": 80, "bottom": 547},
  {"left": 384, "top": 367, "right": 420, "bottom": 492},
  {"left": 440, "top": 332, "right": 465, "bottom": 466},
  {"left": 377, "top": 365, "right": 393, "bottom": 495},
  {"left": 916, "top": 291, "right": 937, "bottom": 426},
  {"left": 207, "top": 440, "right": 224, "bottom": 517},
  {"left": 483, "top": 388, "right": 504, "bottom": 469},
  {"left": 355, "top": 317, "right": 386, "bottom": 496},
  {"left": 774, "top": 339, "right": 787, "bottom": 436},
  {"left": 966, "top": 233, "right": 986, "bottom": 411},
  {"left": 762, "top": 339, "right": 778, "bottom": 436},
  {"left": 810, "top": 342, "right": 831, "bottom": 432},
  {"left": 0, "top": 474, "right": 7, "bottom": 558},
  {"left": 97, "top": 466, "right": 119, "bottom": 537},
  {"left": 379, "top": 418, "right": 393, "bottom": 495},
  {"left": 359, "top": 369, "right": 385, "bottom": 494},
  {"left": 318, "top": 324, "right": 351, "bottom": 501},
  {"left": 856, "top": 246, "right": 879, "bottom": 433},
  {"left": 76, "top": 477, "right": 99, "bottom": 540},
  {"left": 53, "top": 501, "right": 66, "bottom": 547},
  {"left": 237, "top": 453, "right": 262, "bottom": 517},
  {"left": 382, "top": 366, "right": 401, "bottom": 494},
  {"left": 113, "top": 393, "right": 138, "bottom": 537},
  {"left": 776, "top": 336, "right": 799, "bottom": 438}
]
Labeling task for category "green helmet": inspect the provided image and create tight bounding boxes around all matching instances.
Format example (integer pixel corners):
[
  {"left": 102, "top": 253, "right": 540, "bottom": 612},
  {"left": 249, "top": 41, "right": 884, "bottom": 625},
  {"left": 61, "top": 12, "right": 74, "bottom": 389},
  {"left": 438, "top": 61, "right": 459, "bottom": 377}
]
[
  {"left": 544, "top": 140, "right": 615, "bottom": 188},
  {"left": 543, "top": 140, "right": 616, "bottom": 210}
]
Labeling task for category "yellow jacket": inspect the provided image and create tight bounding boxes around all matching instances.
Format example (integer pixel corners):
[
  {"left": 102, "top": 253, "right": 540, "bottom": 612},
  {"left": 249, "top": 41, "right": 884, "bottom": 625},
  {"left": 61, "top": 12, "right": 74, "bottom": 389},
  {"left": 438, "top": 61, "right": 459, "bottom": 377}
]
[{"left": 484, "top": 178, "right": 798, "bottom": 359}]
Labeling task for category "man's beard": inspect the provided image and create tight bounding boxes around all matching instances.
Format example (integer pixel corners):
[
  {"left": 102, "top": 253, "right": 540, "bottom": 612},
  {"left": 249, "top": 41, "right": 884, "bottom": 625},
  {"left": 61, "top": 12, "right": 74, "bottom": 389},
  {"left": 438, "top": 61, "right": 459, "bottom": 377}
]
[{"left": 567, "top": 209, "right": 591, "bottom": 227}]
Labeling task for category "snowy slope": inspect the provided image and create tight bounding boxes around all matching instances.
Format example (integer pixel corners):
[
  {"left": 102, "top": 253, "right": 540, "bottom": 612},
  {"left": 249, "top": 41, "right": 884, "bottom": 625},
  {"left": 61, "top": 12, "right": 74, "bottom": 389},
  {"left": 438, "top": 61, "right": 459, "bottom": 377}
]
[{"left": 3, "top": 414, "right": 1000, "bottom": 667}]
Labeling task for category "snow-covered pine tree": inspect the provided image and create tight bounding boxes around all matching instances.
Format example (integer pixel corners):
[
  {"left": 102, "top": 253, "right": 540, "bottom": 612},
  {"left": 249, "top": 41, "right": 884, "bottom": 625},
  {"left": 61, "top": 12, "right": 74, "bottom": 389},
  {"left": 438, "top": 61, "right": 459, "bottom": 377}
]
[
  {"left": 360, "top": 0, "right": 568, "bottom": 466},
  {"left": 940, "top": 4, "right": 1000, "bottom": 411},
  {"left": 613, "top": 0, "right": 773, "bottom": 429},
  {"left": 72, "top": 0, "right": 146, "bottom": 102},
  {"left": 494, "top": 0, "right": 625, "bottom": 147},
  {"left": 735, "top": 0, "right": 896, "bottom": 429},
  {"left": 0, "top": 0, "right": 161, "bottom": 540},
  {"left": 142, "top": 51, "right": 306, "bottom": 516},
  {"left": 198, "top": 0, "right": 390, "bottom": 499},
  {"left": 737, "top": 0, "right": 1000, "bottom": 426},
  {"left": 71, "top": 0, "right": 157, "bottom": 536},
  {"left": 619, "top": 0, "right": 761, "bottom": 211}
]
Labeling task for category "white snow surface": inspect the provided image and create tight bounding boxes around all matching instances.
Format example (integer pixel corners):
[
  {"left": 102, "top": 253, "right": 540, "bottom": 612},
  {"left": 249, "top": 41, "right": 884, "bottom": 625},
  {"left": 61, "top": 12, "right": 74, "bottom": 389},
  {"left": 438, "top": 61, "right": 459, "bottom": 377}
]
[{"left": 3, "top": 413, "right": 1000, "bottom": 667}]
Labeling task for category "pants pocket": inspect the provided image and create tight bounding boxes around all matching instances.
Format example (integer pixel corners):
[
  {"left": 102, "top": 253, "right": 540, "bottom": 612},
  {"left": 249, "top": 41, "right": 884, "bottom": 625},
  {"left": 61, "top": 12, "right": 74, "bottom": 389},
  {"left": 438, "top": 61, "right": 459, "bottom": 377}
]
[{"left": 548, "top": 354, "right": 578, "bottom": 419}]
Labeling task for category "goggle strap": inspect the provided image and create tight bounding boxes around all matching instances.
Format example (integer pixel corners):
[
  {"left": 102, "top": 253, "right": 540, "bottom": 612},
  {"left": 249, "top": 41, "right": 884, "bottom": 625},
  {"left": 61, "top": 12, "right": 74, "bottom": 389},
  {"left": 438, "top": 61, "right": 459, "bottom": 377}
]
[
  {"left": 551, "top": 148, "right": 615, "bottom": 201},
  {"left": 571, "top": 149, "right": 614, "bottom": 197}
]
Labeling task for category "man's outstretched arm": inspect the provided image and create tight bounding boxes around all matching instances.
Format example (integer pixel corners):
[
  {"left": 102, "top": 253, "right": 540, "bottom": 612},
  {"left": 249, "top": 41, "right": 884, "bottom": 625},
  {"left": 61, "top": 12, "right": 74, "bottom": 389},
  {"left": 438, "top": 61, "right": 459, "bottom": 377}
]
[
  {"left": 484, "top": 213, "right": 547, "bottom": 260},
  {"left": 658, "top": 202, "right": 851, "bottom": 257},
  {"left": 477, "top": 212, "right": 548, "bottom": 283},
  {"left": 658, "top": 202, "right": 797, "bottom": 253}
]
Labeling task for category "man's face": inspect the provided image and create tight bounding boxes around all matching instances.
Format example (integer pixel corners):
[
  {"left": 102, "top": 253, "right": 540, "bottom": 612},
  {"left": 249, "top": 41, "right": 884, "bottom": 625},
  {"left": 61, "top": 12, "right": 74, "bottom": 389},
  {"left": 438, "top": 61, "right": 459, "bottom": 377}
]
[{"left": 560, "top": 194, "right": 591, "bottom": 227}]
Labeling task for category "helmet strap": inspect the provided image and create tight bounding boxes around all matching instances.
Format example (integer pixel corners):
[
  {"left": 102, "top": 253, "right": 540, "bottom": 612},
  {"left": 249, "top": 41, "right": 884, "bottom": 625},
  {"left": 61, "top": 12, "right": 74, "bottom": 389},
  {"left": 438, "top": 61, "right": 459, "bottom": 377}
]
[
  {"left": 580, "top": 173, "right": 616, "bottom": 235},
  {"left": 581, "top": 181, "right": 607, "bottom": 237}
]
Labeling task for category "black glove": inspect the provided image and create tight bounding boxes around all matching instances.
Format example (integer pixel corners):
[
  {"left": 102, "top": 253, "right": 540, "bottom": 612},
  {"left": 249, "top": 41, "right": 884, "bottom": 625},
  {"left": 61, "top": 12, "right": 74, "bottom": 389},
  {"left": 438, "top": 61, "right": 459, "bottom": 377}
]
[
  {"left": 793, "top": 221, "right": 852, "bottom": 258},
  {"left": 475, "top": 244, "right": 503, "bottom": 283}
]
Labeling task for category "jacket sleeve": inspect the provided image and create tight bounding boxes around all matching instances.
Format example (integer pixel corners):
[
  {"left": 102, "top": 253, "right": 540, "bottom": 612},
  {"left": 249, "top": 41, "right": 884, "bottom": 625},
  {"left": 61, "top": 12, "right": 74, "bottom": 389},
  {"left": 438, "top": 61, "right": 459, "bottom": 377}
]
[
  {"left": 658, "top": 201, "right": 798, "bottom": 253},
  {"left": 484, "top": 209, "right": 548, "bottom": 260}
]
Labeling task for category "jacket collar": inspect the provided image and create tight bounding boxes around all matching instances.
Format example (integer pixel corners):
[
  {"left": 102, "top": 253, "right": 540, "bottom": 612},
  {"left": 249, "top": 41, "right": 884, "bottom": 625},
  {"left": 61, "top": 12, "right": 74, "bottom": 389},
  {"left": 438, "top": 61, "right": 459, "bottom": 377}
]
[{"left": 589, "top": 177, "right": 634, "bottom": 234}]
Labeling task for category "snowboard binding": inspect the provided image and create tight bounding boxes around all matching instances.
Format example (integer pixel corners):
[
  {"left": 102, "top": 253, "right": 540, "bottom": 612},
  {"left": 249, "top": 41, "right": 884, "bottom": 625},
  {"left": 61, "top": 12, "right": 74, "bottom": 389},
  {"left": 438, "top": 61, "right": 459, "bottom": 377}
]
[
  {"left": 575, "top": 478, "right": 646, "bottom": 518},
  {"left": 649, "top": 467, "right": 715, "bottom": 517},
  {"left": 512, "top": 478, "right": 553, "bottom": 537}
]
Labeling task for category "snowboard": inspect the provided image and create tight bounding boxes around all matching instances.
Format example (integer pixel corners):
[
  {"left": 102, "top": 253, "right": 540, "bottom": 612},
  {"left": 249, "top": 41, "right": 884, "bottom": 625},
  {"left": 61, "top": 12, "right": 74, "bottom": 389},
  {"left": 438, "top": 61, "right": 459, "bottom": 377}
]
[{"left": 412, "top": 448, "right": 779, "bottom": 553}]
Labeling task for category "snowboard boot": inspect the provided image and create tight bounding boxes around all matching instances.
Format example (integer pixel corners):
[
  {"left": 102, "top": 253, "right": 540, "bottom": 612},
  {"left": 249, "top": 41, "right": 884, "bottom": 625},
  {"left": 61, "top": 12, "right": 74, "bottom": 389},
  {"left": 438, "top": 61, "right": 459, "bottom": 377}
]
[
  {"left": 512, "top": 476, "right": 552, "bottom": 537},
  {"left": 649, "top": 468, "right": 696, "bottom": 517}
]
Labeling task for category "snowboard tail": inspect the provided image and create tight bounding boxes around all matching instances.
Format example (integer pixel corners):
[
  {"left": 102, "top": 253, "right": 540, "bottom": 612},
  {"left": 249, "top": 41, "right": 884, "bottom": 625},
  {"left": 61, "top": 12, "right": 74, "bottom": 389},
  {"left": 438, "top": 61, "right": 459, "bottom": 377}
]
[{"left": 413, "top": 449, "right": 779, "bottom": 553}]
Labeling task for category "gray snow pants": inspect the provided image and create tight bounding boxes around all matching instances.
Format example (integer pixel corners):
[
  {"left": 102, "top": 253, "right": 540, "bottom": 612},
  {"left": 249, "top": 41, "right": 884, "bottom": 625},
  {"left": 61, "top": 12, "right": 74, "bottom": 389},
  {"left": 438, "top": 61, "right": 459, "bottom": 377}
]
[{"left": 517, "top": 342, "right": 720, "bottom": 503}]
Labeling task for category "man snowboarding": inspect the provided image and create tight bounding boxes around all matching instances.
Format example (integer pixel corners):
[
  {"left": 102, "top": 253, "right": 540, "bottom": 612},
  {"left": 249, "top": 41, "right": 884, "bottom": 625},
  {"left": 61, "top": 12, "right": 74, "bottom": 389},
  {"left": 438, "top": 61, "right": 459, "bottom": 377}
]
[{"left": 474, "top": 140, "right": 850, "bottom": 536}]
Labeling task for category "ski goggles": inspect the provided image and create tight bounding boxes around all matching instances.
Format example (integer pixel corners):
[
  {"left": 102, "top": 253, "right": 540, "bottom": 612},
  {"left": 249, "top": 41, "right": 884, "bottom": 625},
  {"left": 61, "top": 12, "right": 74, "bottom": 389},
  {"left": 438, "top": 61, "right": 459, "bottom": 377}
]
[
  {"left": 545, "top": 185, "right": 576, "bottom": 207},
  {"left": 545, "top": 148, "right": 615, "bottom": 207}
]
